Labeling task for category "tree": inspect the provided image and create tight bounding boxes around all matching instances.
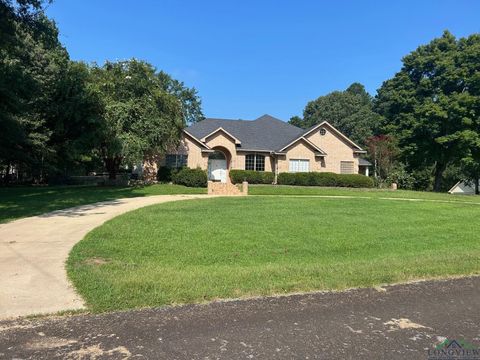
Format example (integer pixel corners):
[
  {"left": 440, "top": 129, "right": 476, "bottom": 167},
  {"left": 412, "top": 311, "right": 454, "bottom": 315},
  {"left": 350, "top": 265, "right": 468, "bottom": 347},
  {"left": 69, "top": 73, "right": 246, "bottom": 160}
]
[
  {"left": 0, "top": 0, "right": 73, "bottom": 182},
  {"left": 157, "top": 71, "right": 204, "bottom": 124},
  {"left": 89, "top": 60, "right": 186, "bottom": 179},
  {"left": 289, "top": 83, "right": 381, "bottom": 146},
  {"left": 375, "top": 31, "right": 480, "bottom": 191},
  {"left": 43, "top": 61, "right": 104, "bottom": 177},
  {"left": 365, "top": 135, "right": 399, "bottom": 180}
]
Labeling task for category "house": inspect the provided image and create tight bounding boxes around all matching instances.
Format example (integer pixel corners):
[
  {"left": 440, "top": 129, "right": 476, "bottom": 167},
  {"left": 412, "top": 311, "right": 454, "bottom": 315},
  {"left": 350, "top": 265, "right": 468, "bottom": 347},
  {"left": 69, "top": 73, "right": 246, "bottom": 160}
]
[{"left": 163, "top": 114, "right": 371, "bottom": 183}]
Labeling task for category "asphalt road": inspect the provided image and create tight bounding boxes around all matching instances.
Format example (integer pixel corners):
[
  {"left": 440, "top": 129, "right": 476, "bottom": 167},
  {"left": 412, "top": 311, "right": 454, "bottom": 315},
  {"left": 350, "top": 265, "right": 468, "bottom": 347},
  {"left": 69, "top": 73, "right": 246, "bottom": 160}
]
[{"left": 0, "top": 276, "right": 479, "bottom": 359}]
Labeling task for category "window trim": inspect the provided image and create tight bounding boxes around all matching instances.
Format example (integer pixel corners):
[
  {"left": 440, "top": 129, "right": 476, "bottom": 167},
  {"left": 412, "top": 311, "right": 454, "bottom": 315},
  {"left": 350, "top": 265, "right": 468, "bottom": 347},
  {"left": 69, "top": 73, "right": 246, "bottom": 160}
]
[
  {"left": 245, "top": 153, "right": 265, "bottom": 171},
  {"left": 165, "top": 154, "right": 188, "bottom": 168},
  {"left": 289, "top": 159, "right": 310, "bottom": 173}
]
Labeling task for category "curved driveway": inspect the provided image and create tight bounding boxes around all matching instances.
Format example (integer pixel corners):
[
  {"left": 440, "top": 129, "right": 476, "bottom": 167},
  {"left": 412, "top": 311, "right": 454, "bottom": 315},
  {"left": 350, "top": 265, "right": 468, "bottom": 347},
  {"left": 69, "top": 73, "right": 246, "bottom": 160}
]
[{"left": 0, "top": 194, "right": 210, "bottom": 319}]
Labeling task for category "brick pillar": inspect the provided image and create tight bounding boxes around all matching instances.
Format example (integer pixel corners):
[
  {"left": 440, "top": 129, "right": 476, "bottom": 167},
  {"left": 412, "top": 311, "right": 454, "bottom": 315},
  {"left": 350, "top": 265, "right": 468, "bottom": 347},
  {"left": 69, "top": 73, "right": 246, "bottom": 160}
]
[{"left": 242, "top": 181, "right": 248, "bottom": 195}]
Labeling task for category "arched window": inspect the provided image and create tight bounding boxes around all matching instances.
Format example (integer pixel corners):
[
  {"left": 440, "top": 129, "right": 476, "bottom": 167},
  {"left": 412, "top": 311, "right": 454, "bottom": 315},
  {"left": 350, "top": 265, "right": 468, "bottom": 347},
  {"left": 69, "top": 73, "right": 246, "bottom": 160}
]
[{"left": 245, "top": 154, "right": 265, "bottom": 171}]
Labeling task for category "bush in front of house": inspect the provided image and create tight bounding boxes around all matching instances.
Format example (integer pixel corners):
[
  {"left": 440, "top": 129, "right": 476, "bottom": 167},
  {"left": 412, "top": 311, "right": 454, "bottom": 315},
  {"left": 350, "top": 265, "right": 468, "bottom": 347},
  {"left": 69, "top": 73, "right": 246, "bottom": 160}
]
[
  {"left": 172, "top": 167, "right": 207, "bottom": 187},
  {"left": 334, "top": 174, "right": 374, "bottom": 188},
  {"left": 157, "top": 166, "right": 181, "bottom": 183},
  {"left": 229, "top": 170, "right": 275, "bottom": 184},
  {"left": 277, "top": 172, "right": 374, "bottom": 188}
]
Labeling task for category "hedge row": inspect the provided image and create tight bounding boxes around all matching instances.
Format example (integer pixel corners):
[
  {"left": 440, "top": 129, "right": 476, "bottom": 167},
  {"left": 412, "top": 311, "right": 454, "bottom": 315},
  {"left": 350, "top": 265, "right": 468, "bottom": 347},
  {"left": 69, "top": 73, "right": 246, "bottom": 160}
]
[
  {"left": 229, "top": 170, "right": 275, "bottom": 184},
  {"left": 277, "top": 172, "right": 374, "bottom": 188},
  {"left": 172, "top": 167, "right": 207, "bottom": 187}
]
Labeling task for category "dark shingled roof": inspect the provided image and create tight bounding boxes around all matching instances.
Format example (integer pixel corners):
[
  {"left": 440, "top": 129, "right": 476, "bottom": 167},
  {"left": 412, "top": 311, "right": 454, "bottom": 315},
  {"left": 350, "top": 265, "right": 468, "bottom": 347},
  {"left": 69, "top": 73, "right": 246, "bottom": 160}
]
[
  {"left": 358, "top": 158, "right": 372, "bottom": 166},
  {"left": 186, "top": 114, "right": 304, "bottom": 151}
]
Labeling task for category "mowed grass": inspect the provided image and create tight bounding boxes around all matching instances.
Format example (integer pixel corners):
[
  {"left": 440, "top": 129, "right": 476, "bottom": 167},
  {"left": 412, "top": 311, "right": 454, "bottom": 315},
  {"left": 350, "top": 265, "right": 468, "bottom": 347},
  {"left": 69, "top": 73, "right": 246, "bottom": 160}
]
[
  {"left": 0, "top": 184, "right": 206, "bottom": 223},
  {"left": 68, "top": 196, "right": 480, "bottom": 312},
  {"left": 249, "top": 184, "right": 480, "bottom": 202}
]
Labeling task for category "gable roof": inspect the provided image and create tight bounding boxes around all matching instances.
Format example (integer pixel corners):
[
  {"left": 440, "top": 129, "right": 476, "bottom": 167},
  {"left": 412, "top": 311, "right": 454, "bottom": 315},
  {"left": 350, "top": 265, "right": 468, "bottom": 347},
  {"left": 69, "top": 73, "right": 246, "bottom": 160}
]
[
  {"left": 279, "top": 121, "right": 364, "bottom": 152},
  {"left": 200, "top": 127, "right": 242, "bottom": 145},
  {"left": 187, "top": 114, "right": 303, "bottom": 151},
  {"left": 185, "top": 114, "right": 364, "bottom": 153}
]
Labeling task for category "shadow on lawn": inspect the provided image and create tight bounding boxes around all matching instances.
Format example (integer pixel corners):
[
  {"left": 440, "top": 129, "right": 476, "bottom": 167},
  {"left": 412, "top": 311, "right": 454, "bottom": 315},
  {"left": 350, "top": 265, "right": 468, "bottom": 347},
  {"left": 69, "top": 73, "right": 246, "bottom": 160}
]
[
  {"left": 38, "top": 199, "right": 126, "bottom": 218},
  {"left": 0, "top": 186, "right": 148, "bottom": 223}
]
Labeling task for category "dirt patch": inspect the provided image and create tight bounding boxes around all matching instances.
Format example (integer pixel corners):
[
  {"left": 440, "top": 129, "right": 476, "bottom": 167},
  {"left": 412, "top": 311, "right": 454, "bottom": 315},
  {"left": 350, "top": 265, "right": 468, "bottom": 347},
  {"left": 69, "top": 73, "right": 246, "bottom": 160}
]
[{"left": 84, "top": 257, "right": 109, "bottom": 266}]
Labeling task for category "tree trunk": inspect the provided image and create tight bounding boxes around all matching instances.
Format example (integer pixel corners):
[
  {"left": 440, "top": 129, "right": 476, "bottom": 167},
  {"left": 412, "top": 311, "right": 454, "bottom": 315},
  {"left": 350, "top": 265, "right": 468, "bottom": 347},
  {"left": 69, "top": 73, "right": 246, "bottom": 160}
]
[
  {"left": 104, "top": 157, "right": 120, "bottom": 180},
  {"left": 433, "top": 162, "right": 446, "bottom": 192},
  {"left": 475, "top": 177, "right": 479, "bottom": 195},
  {"left": 4, "top": 163, "right": 11, "bottom": 185}
]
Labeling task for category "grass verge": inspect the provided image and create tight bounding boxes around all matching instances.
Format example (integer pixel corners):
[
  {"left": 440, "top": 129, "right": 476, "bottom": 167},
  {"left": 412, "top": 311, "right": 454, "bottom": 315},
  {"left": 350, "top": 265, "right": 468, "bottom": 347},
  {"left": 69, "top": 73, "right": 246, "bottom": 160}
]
[{"left": 68, "top": 196, "right": 480, "bottom": 312}]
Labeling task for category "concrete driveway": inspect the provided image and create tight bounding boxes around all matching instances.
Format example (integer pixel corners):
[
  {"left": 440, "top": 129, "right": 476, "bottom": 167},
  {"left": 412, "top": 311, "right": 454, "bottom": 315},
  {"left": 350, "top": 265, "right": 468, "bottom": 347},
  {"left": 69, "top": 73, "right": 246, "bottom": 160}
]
[
  {"left": 0, "top": 276, "right": 479, "bottom": 359},
  {"left": 0, "top": 194, "right": 210, "bottom": 319}
]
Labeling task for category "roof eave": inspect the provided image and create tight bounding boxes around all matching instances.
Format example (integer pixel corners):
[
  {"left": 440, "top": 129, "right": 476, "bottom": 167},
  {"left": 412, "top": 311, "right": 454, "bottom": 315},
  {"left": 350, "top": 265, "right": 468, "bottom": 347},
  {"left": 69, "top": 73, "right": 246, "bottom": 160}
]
[{"left": 200, "top": 127, "right": 242, "bottom": 145}]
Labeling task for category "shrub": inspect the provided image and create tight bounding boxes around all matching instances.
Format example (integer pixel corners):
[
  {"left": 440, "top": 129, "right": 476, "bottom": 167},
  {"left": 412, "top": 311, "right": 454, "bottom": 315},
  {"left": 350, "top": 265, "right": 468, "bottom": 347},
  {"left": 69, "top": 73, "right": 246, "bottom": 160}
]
[
  {"left": 157, "top": 166, "right": 180, "bottom": 183},
  {"left": 229, "top": 170, "right": 274, "bottom": 184},
  {"left": 335, "top": 174, "right": 374, "bottom": 188},
  {"left": 277, "top": 172, "right": 373, "bottom": 188},
  {"left": 172, "top": 167, "right": 207, "bottom": 187}
]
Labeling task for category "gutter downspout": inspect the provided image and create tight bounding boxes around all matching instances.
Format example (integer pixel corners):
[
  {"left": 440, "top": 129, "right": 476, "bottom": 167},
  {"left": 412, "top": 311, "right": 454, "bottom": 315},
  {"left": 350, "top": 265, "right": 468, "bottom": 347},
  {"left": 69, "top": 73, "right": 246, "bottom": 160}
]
[{"left": 271, "top": 152, "right": 278, "bottom": 184}]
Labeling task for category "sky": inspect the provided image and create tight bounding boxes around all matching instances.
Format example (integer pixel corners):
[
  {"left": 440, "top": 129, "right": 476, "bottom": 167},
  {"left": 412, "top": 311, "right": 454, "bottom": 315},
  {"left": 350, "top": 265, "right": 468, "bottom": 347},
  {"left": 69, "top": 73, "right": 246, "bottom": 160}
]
[{"left": 46, "top": 0, "right": 480, "bottom": 121}]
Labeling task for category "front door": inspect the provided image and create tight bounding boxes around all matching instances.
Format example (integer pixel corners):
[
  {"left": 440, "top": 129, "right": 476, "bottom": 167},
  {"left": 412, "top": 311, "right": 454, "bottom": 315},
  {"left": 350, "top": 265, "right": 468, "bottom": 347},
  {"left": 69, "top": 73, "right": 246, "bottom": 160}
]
[{"left": 208, "top": 159, "right": 227, "bottom": 182}]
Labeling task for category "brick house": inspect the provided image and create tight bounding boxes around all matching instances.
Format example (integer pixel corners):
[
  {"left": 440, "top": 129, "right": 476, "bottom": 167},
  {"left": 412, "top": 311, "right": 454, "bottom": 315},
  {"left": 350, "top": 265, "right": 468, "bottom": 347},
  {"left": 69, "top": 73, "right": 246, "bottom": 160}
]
[{"left": 163, "top": 114, "right": 371, "bottom": 183}]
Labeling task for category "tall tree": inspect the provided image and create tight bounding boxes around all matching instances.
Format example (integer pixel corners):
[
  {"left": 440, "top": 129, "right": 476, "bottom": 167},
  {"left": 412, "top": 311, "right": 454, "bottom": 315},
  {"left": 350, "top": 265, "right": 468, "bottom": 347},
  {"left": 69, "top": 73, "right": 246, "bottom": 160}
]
[
  {"left": 89, "top": 60, "right": 186, "bottom": 179},
  {"left": 290, "top": 83, "right": 381, "bottom": 146},
  {"left": 0, "top": 0, "right": 71, "bottom": 182},
  {"left": 157, "top": 71, "right": 204, "bottom": 124},
  {"left": 375, "top": 31, "right": 480, "bottom": 191}
]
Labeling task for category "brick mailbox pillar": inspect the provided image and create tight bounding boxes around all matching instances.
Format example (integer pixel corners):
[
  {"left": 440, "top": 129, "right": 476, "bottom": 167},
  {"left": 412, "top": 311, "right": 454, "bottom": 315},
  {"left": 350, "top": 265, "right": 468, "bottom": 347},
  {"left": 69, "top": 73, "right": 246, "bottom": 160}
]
[{"left": 242, "top": 181, "right": 248, "bottom": 195}]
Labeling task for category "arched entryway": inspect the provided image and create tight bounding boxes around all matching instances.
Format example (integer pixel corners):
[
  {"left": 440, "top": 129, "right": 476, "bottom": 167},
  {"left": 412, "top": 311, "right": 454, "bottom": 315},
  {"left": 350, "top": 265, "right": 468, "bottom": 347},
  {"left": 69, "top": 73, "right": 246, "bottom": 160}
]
[{"left": 208, "top": 148, "right": 230, "bottom": 183}]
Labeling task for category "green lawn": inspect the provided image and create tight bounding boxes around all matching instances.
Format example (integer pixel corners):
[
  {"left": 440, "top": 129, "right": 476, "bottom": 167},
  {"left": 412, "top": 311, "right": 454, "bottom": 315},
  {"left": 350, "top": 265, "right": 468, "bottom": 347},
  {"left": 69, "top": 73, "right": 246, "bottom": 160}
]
[
  {"left": 68, "top": 196, "right": 480, "bottom": 312},
  {"left": 249, "top": 184, "right": 480, "bottom": 203},
  {"left": 0, "top": 184, "right": 206, "bottom": 223}
]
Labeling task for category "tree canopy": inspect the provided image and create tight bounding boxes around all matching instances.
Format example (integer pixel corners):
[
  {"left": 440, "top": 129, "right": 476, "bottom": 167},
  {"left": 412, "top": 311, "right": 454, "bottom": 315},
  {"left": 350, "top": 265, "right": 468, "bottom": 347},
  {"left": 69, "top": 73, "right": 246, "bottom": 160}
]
[
  {"left": 89, "top": 60, "right": 186, "bottom": 179},
  {"left": 290, "top": 83, "right": 381, "bottom": 146},
  {"left": 375, "top": 31, "right": 480, "bottom": 191},
  {"left": 0, "top": 1, "right": 204, "bottom": 183}
]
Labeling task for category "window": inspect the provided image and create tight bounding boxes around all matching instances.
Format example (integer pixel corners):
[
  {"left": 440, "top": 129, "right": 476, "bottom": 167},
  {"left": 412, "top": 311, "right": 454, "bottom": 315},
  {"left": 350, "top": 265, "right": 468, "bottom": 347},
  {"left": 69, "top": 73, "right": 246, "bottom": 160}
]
[
  {"left": 245, "top": 154, "right": 265, "bottom": 171},
  {"left": 320, "top": 128, "right": 327, "bottom": 136},
  {"left": 289, "top": 159, "right": 310, "bottom": 172},
  {"left": 165, "top": 154, "right": 187, "bottom": 168},
  {"left": 340, "top": 161, "right": 354, "bottom": 174}
]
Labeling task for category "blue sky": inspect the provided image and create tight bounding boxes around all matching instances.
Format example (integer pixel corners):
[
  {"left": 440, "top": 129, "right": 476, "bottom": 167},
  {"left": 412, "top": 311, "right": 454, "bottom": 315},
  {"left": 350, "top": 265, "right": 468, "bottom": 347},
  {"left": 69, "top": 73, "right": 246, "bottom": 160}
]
[{"left": 46, "top": 1, "right": 480, "bottom": 121}]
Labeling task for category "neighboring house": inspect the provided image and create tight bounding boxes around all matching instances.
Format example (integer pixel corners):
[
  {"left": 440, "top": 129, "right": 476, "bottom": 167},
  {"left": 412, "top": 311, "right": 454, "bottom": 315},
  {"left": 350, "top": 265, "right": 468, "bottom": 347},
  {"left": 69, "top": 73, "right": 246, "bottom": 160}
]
[
  {"left": 448, "top": 180, "right": 479, "bottom": 195},
  {"left": 163, "top": 114, "right": 371, "bottom": 183}
]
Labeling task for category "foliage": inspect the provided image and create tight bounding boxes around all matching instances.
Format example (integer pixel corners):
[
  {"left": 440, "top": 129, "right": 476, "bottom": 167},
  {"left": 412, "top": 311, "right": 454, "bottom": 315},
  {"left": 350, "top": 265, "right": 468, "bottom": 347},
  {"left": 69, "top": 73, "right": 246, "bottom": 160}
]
[
  {"left": 229, "top": 170, "right": 274, "bottom": 184},
  {"left": 172, "top": 167, "right": 208, "bottom": 187},
  {"left": 89, "top": 60, "right": 185, "bottom": 179},
  {"left": 277, "top": 172, "right": 373, "bottom": 188},
  {"left": 290, "top": 83, "right": 381, "bottom": 146},
  {"left": 386, "top": 164, "right": 415, "bottom": 190},
  {"left": 375, "top": 31, "right": 480, "bottom": 191},
  {"left": 365, "top": 135, "right": 400, "bottom": 180},
  {"left": 157, "top": 166, "right": 177, "bottom": 183},
  {"left": 0, "top": 1, "right": 204, "bottom": 184},
  {"left": 157, "top": 71, "right": 204, "bottom": 124},
  {"left": 68, "top": 196, "right": 480, "bottom": 312},
  {"left": 1, "top": 1, "right": 64, "bottom": 180}
]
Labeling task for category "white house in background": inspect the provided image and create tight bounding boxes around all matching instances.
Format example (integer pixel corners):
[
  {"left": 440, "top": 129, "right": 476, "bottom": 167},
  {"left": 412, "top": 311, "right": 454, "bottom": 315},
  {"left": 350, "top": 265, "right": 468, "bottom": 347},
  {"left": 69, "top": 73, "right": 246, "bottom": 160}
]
[{"left": 448, "top": 180, "right": 479, "bottom": 195}]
